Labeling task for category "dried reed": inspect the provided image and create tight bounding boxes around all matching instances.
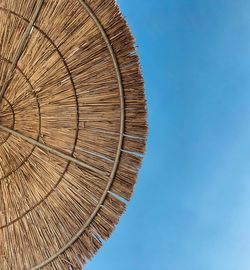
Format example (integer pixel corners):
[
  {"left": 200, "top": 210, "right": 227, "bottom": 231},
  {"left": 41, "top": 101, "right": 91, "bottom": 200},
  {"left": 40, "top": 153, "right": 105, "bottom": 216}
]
[{"left": 0, "top": 0, "right": 147, "bottom": 269}]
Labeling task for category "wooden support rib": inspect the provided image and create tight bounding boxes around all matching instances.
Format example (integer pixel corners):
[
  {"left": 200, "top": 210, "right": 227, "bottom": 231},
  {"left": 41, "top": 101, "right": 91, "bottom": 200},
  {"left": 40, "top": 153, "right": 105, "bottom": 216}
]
[
  {"left": 0, "top": 124, "right": 108, "bottom": 177},
  {"left": 0, "top": 0, "right": 45, "bottom": 102},
  {"left": 31, "top": 0, "right": 126, "bottom": 268}
]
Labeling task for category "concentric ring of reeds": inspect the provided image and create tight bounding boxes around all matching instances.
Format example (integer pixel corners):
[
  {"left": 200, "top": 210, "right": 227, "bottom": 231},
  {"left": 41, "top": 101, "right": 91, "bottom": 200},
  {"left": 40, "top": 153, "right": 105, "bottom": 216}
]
[{"left": 0, "top": 0, "right": 147, "bottom": 269}]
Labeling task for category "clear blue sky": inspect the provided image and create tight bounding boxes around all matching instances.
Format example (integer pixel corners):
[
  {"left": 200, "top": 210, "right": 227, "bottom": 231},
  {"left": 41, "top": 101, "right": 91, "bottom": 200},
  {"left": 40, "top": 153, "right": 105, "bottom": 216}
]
[{"left": 86, "top": 1, "right": 250, "bottom": 269}]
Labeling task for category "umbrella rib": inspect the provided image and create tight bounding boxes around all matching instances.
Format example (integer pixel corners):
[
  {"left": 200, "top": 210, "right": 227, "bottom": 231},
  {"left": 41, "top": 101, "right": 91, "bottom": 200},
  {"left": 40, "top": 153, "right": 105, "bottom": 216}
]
[
  {"left": 0, "top": 124, "right": 108, "bottom": 177},
  {"left": 31, "top": 1, "right": 126, "bottom": 268},
  {"left": 0, "top": 0, "right": 44, "bottom": 102}
]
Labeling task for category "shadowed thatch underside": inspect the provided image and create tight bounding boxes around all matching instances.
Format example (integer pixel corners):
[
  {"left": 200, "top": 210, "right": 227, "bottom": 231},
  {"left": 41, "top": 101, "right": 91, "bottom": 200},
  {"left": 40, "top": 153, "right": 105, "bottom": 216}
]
[{"left": 0, "top": 0, "right": 147, "bottom": 269}]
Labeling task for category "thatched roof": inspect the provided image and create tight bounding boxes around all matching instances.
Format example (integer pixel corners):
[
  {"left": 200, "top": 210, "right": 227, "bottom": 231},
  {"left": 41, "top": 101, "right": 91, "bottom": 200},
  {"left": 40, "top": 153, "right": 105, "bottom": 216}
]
[{"left": 0, "top": 0, "right": 147, "bottom": 269}]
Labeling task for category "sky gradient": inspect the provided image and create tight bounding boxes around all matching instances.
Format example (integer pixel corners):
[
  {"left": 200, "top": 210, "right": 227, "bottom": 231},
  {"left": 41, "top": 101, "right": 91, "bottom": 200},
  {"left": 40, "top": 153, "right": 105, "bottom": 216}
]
[{"left": 86, "top": 1, "right": 250, "bottom": 269}]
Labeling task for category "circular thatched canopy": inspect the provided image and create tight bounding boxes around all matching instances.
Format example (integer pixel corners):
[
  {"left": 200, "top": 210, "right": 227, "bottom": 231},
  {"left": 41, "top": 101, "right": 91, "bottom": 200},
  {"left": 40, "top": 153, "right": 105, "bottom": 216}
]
[{"left": 0, "top": 0, "right": 147, "bottom": 269}]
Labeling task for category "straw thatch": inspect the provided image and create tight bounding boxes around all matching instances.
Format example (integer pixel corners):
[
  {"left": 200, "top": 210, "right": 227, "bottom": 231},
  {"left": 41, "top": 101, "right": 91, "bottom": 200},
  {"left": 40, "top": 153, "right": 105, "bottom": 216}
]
[{"left": 0, "top": 0, "right": 147, "bottom": 269}]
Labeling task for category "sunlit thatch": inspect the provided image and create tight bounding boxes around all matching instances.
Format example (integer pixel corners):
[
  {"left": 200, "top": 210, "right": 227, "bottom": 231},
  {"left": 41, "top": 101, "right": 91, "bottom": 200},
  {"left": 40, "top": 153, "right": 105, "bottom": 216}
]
[{"left": 0, "top": 0, "right": 147, "bottom": 269}]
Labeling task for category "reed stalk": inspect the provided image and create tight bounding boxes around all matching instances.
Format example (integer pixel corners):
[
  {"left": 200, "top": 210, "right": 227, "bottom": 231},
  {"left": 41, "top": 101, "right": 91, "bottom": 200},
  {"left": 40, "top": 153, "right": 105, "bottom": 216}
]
[{"left": 0, "top": 0, "right": 147, "bottom": 269}]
